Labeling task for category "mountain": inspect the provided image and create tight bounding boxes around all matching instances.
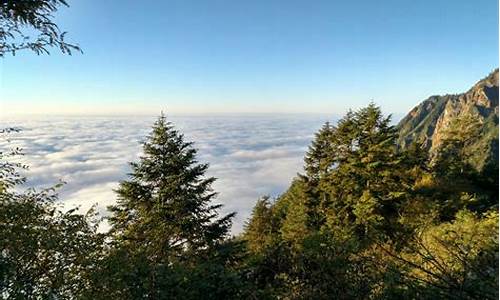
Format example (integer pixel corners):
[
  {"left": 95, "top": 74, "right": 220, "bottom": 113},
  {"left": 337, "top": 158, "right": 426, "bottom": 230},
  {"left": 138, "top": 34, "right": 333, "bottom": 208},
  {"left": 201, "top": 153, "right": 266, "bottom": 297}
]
[{"left": 397, "top": 69, "right": 499, "bottom": 170}]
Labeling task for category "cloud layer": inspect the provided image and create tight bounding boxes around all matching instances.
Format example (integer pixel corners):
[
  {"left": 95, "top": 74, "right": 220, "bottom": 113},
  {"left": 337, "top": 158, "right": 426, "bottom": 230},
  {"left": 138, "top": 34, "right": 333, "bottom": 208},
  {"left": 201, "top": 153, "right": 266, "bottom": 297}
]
[{"left": 1, "top": 114, "right": 330, "bottom": 233}]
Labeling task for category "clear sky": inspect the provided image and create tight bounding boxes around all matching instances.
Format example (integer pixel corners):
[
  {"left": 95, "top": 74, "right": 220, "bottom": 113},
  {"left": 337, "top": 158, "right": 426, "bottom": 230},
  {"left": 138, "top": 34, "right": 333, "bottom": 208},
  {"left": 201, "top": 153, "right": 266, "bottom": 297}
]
[{"left": 0, "top": 0, "right": 498, "bottom": 116}]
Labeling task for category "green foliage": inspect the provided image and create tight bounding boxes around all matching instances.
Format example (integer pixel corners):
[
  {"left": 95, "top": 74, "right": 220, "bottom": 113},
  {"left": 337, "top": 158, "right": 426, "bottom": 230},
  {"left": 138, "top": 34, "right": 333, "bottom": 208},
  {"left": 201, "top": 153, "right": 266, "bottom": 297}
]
[
  {"left": 397, "top": 95, "right": 449, "bottom": 149},
  {"left": 0, "top": 129, "right": 103, "bottom": 299},
  {"left": 398, "top": 69, "right": 499, "bottom": 174},
  {"left": 280, "top": 183, "right": 310, "bottom": 248},
  {"left": 0, "top": 128, "right": 26, "bottom": 192},
  {"left": 432, "top": 114, "right": 482, "bottom": 178},
  {"left": 103, "top": 114, "right": 242, "bottom": 298},
  {"left": 0, "top": 0, "right": 81, "bottom": 56},
  {"left": 109, "top": 114, "right": 234, "bottom": 254},
  {"left": 1, "top": 102, "right": 497, "bottom": 298},
  {"left": 319, "top": 104, "right": 413, "bottom": 242},
  {"left": 1, "top": 1, "right": 498, "bottom": 296},
  {"left": 379, "top": 210, "right": 498, "bottom": 299},
  {"left": 304, "top": 122, "right": 336, "bottom": 179},
  {"left": 243, "top": 196, "right": 278, "bottom": 254},
  {"left": 243, "top": 103, "right": 498, "bottom": 299},
  {"left": 425, "top": 114, "right": 498, "bottom": 218},
  {"left": 86, "top": 239, "right": 251, "bottom": 300}
]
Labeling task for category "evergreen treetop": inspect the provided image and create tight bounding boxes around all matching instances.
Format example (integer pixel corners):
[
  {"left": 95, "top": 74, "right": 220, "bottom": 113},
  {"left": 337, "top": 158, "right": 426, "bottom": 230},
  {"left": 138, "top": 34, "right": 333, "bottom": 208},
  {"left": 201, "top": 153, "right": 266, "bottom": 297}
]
[{"left": 108, "top": 113, "right": 234, "bottom": 261}]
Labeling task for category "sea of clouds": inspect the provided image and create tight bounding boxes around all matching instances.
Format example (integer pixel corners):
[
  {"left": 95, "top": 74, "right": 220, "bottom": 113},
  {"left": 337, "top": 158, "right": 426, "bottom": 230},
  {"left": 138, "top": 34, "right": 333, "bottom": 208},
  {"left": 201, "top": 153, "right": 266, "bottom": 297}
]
[{"left": 0, "top": 114, "right": 332, "bottom": 233}]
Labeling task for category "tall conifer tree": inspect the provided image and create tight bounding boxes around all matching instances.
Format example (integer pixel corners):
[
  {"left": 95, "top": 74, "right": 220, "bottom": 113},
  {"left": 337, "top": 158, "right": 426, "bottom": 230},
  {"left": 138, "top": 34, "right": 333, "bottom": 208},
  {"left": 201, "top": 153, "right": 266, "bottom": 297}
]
[
  {"left": 304, "top": 122, "right": 336, "bottom": 180},
  {"left": 301, "top": 122, "right": 336, "bottom": 230},
  {"left": 108, "top": 113, "right": 234, "bottom": 262},
  {"left": 322, "top": 104, "right": 412, "bottom": 241}
]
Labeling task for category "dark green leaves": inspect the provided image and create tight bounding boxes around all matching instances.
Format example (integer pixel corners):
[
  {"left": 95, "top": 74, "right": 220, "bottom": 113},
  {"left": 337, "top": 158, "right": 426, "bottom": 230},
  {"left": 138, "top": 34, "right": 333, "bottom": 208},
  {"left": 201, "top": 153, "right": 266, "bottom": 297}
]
[{"left": 0, "top": 0, "right": 81, "bottom": 56}]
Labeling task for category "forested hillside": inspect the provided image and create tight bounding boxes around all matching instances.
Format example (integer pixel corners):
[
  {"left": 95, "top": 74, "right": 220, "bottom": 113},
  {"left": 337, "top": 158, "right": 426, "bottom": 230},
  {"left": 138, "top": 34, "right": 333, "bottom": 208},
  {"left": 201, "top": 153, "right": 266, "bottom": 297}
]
[
  {"left": 2, "top": 84, "right": 498, "bottom": 298},
  {"left": 1, "top": 1, "right": 498, "bottom": 299},
  {"left": 398, "top": 69, "right": 499, "bottom": 171},
  {"left": 242, "top": 101, "right": 498, "bottom": 299}
]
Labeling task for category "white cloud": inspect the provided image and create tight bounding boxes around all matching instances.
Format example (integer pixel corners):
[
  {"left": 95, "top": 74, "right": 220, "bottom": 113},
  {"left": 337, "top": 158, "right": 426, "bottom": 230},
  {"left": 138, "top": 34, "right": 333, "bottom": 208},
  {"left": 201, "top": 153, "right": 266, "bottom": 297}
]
[{"left": 0, "top": 114, "right": 330, "bottom": 234}]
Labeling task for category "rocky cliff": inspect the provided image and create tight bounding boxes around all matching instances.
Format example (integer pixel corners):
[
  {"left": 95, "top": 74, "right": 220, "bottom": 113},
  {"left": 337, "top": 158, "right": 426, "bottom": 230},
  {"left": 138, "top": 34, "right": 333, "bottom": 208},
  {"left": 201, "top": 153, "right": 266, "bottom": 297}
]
[{"left": 397, "top": 69, "right": 499, "bottom": 170}]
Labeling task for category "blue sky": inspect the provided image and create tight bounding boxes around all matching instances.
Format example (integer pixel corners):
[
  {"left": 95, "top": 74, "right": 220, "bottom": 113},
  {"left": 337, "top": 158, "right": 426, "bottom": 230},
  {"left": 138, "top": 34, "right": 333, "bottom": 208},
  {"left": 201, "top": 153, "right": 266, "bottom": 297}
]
[{"left": 0, "top": 0, "right": 498, "bottom": 116}]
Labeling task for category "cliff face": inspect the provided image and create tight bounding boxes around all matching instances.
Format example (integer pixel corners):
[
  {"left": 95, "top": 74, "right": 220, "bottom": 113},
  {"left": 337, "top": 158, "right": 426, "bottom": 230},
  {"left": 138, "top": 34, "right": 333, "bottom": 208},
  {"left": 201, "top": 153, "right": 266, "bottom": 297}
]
[{"left": 397, "top": 69, "right": 499, "bottom": 170}]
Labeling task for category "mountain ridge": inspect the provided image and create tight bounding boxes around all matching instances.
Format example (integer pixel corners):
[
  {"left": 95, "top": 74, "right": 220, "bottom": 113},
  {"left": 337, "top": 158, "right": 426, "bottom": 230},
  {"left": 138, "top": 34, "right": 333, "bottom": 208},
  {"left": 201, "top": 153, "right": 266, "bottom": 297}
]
[{"left": 397, "top": 69, "right": 499, "bottom": 170}]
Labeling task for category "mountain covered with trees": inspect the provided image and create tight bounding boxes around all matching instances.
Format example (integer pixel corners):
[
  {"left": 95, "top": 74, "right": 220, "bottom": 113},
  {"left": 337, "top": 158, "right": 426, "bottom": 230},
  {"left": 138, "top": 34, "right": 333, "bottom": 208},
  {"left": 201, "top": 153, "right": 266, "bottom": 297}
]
[
  {"left": 1, "top": 1, "right": 498, "bottom": 299},
  {"left": 1, "top": 70, "right": 498, "bottom": 299},
  {"left": 397, "top": 69, "right": 499, "bottom": 171},
  {"left": 241, "top": 96, "right": 498, "bottom": 299}
]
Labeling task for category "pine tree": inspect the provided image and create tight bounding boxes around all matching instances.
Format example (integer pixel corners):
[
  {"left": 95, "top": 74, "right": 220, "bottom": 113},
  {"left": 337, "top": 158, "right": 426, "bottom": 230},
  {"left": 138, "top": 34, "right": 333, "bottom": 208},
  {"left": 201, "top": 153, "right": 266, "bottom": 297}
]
[
  {"left": 109, "top": 114, "right": 234, "bottom": 255},
  {"left": 106, "top": 114, "right": 236, "bottom": 298},
  {"left": 243, "top": 196, "right": 276, "bottom": 254},
  {"left": 304, "top": 122, "right": 336, "bottom": 180},
  {"left": 280, "top": 181, "right": 310, "bottom": 248},
  {"left": 300, "top": 122, "right": 336, "bottom": 230},
  {"left": 322, "top": 104, "right": 412, "bottom": 241},
  {"left": 429, "top": 114, "right": 498, "bottom": 217},
  {"left": 432, "top": 113, "right": 482, "bottom": 178}
]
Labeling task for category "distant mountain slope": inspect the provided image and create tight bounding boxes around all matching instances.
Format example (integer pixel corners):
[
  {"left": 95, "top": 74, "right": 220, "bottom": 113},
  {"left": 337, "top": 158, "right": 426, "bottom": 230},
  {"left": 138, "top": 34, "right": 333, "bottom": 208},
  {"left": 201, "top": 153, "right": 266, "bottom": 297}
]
[{"left": 397, "top": 69, "right": 499, "bottom": 170}]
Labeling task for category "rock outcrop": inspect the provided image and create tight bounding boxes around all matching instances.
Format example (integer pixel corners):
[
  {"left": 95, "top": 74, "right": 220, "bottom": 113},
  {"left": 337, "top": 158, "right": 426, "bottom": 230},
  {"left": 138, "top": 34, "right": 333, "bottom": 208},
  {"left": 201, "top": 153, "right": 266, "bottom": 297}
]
[{"left": 397, "top": 69, "right": 499, "bottom": 170}]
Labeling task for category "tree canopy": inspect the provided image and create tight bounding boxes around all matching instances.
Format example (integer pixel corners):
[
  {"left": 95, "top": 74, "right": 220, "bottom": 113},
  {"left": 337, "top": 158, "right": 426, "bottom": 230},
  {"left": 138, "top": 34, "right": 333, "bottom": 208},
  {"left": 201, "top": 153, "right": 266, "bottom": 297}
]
[
  {"left": 0, "top": 0, "right": 80, "bottom": 56},
  {"left": 1, "top": 106, "right": 497, "bottom": 299}
]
